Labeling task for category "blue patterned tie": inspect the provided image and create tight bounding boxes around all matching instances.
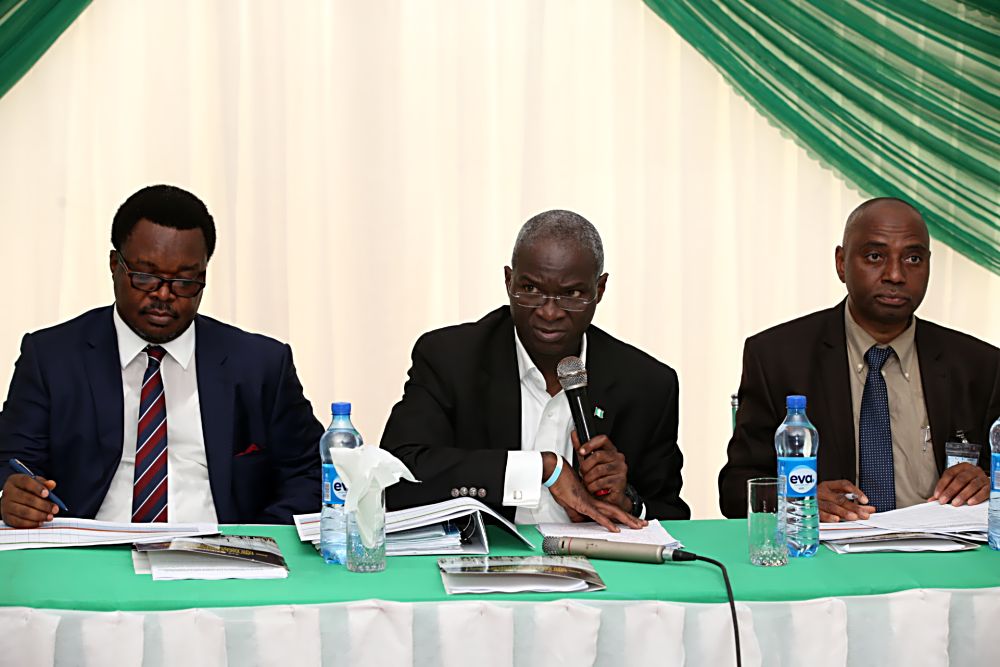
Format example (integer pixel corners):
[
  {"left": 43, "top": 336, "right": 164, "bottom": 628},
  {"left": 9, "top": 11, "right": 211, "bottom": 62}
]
[
  {"left": 132, "top": 346, "right": 168, "bottom": 522},
  {"left": 859, "top": 345, "right": 895, "bottom": 511}
]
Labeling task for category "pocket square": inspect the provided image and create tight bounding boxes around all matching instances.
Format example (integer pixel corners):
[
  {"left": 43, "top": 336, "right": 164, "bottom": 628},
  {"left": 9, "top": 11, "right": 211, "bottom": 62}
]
[{"left": 236, "top": 443, "right": 262, "bottom": 457}]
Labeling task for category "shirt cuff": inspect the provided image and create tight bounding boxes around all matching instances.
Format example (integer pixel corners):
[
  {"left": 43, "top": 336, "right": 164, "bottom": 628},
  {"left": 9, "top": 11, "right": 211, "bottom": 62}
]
[
  {"left": 503, "top": 451, "right": 542, "bottom": 507},
  {"left": 638, "top": 502, "right": 647, "bottom": 520}
]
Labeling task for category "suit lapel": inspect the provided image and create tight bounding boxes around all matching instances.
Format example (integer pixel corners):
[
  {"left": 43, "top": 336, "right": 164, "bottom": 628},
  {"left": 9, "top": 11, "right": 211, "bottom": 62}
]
[
  {"left": 483, "top": 313, "right": 522, "bottom": 452},
  {"left": 915, "top": 321, "right": 949, "bottom": 472},
  {"left": 817, "top": 302, "right": 856, "bottom": 481},
  {"left": 582, "top": 328, "right": 617, "bottom": 438},
  {"left": 194, "top": 316, "right": 236, "bottom": 518},
  {"left": 84, "top": 307, "right": 126, "bottom": 470}
]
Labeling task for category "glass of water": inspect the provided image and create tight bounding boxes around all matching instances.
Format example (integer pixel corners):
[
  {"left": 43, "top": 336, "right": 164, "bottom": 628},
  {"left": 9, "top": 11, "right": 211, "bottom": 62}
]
[
  {"left": 346, "top": 490, "right": 386, "bottom": 573},
  {"left": 747, "top": 477, "right": 787, "bottom": 567}
]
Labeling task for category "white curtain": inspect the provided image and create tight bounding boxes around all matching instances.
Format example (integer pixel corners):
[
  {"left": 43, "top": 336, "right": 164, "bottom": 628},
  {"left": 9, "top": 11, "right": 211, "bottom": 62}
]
[{"left": 0, "top": 0, "right": 995, "bottom": 519}]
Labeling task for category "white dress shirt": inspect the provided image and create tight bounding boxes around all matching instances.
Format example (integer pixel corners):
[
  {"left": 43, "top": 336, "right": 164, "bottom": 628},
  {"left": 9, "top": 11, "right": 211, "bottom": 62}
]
[
  {"left": 502, "top": 333, "right": 588, "bottom": 524},
  {"left": 96, "top": 308, "right": 218, "bottom": 523}
]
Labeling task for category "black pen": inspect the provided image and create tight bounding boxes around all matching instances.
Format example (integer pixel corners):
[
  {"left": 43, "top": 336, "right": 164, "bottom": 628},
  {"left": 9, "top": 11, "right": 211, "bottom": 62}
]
[{"left": 7, "top": 458, "right": 70, "bottom": 513}]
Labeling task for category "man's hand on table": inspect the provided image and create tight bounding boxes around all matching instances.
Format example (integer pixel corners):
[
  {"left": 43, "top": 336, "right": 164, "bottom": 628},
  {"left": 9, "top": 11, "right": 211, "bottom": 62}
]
[
  {"left": 929, "top": 463, "right": 989, "bottom": 507},
  {"left": 542, "top": 452, "right": 645, "bottom": 532},
  {"left": 817, "top": 479, "right": 875, "bottom": 523}
]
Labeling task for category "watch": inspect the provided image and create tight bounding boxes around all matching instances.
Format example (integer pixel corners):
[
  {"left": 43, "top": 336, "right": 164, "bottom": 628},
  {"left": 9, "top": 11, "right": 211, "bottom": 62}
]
[{"left": 624, "top": 484, "right": 642, "bottom": 517}]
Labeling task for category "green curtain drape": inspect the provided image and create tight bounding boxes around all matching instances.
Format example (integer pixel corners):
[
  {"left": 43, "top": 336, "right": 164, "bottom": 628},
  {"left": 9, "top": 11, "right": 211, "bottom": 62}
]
[
  {"left": 643, "top": 0, "right": 999, "bottom": 275},
  {"left": 0, "top": 0, "right": 91, "bottom": 100}
]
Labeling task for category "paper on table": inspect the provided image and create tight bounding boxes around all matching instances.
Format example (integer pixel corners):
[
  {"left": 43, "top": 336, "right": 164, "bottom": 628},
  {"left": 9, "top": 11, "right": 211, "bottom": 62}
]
[
  {"left": 863, "top": 501, "right": 987, "bottom": 533},
  {"left": 825, "top": 538, "right": 978, "bottom": 554},
  {"left": 0, "top": 518, "right": 219, "bottom": 551},
  {"left": 535, "top": 520, "right": 682, "bottom": 548}
]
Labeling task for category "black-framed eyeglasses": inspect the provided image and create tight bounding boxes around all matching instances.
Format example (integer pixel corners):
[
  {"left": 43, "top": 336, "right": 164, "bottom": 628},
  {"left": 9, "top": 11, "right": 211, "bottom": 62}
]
[
  {"left": 116, "top": 251, "right": 206, "bottom": 298},
  {"left": 507, "top": 287, "right": 597, "bottom": 312}
]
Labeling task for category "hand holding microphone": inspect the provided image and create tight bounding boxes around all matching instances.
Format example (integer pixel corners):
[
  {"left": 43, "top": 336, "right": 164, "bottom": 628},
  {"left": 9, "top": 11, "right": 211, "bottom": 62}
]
[{"left": 557, "top": 356, "right": 629, "bottom": 509}]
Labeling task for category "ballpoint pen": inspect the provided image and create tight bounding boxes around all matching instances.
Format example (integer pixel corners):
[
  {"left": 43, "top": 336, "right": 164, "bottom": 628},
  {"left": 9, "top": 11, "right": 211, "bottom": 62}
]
[{"left": 7, "top": 458, "right": 70, "bottom": 513}]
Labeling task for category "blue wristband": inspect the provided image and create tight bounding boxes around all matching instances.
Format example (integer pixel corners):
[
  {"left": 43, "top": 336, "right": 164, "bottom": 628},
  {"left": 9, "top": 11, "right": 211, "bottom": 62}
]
[{"left": 542, "top": 455, "right": 563, "bottom": 488}]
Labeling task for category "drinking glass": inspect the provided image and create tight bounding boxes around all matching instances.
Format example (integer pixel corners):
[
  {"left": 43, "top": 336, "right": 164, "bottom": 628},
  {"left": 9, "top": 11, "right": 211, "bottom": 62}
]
[{"left": 747, "top": 477, "right": 787, "bottom": 567}]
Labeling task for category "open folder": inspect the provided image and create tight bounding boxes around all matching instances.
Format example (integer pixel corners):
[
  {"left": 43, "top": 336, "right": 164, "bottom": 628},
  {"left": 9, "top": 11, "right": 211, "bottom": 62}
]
[{"left": 293, "top": 497, "right": 535, "bottom": 556}]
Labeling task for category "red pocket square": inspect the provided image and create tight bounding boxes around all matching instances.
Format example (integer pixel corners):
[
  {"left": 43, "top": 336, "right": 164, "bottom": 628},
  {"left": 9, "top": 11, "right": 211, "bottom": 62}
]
[{"left": 236, "top": 443, "right": 262, "bottom": 457}]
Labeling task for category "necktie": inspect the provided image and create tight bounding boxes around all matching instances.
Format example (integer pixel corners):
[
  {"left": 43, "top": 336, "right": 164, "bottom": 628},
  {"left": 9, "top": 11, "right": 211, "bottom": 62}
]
[
  {"left": 132, "top": 346, "right": 168, "bottom": 522},
  {"left": 858, "top": 345, "right": 895, "bottom": 512}
]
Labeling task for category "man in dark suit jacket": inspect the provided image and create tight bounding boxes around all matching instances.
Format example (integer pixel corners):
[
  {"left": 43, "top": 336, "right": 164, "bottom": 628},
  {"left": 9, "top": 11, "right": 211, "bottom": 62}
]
[
  {"left": 383, "top": 210, "right": 689, "bottom": 527},
  {"left": 719, "top": 198, "right": 999, "bottom": 520},
  {"left": 0, "top": 185, "right": 322, "bottom": 526}
]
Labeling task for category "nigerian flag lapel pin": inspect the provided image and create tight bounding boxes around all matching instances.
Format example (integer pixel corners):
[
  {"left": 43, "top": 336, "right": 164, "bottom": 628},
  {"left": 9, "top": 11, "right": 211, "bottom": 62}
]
[{"left": 594, "top": 407, "right": 605, "bottom": 419}]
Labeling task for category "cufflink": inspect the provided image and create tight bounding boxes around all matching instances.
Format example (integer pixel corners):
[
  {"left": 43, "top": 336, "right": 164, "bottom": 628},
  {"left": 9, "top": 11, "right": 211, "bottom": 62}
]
[{"left": 450, "top": 488, "right": 459, "bottom": 498}]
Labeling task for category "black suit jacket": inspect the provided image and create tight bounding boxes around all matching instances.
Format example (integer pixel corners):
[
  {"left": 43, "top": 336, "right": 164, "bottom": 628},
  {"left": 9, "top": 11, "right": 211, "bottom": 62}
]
[
  {"left": 0, "top": 306, "right": 324, "bottom": 524},
  {"left": 381, "top": 307, "right": 690, "bottom": 520},
  {"left": 718, "top": 300, "right": 1000, "bottom": 518}
]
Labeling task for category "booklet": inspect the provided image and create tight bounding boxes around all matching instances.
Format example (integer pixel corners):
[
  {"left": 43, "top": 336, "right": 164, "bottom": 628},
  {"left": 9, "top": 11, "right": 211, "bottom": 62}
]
[
  {"left": 133, "top": 534, "right": 289, "bottom": 580},
  {"left": 437, "top": 555, "right": 606, "bottom": 594},
  {"left": 293, "top": 497, "right": 535, "bottom": 556}
]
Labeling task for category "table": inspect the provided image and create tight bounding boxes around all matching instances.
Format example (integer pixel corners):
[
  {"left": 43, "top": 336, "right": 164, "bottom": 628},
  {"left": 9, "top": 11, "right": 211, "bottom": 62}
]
[{"left": 2, "top": 520, "right": 998, "bottom": 666}]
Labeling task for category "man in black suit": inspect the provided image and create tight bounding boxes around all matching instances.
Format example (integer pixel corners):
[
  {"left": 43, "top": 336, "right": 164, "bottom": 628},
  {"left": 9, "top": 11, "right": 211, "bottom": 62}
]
[
  {"left": 382, "top": 210, "right": 689, "bottom": 528},
  {"left": 719, "top": 197, "right": 999, "bottom": 520},
  {"left": 0, "top": 185, "right": 323, "bottom": 527}
]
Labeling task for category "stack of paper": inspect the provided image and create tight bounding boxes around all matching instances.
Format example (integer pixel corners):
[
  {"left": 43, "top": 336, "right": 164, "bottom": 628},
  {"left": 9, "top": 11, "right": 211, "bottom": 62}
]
[
  {"left": 293, "top": 497, "right": 534, "bottom": 556},
  {"left": 0, "top": 518, "right": 218, "bottom": 551},
  {"left": 536, "top": 520, "right": 683, "bottom": 549},
  {"left": 132, "top": 535, "right": 289, "bottom": 580},
  {"left": 820, "top": 501, "right": 987, "bottom": 553}
]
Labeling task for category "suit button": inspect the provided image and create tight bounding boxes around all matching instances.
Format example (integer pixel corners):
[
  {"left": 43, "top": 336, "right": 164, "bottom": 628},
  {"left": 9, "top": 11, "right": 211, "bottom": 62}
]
[
  {"left": 477, "top": 488, "right": 486, "bottom": 498},
  {"left": 450, "top": 488, "right": 459, "bottom": 498},
  {"left": 468, "top": 487, "right": 477, "bottom": 497},
  {"left": 460, "top": 487, "right": 468, "bottom": 497}
]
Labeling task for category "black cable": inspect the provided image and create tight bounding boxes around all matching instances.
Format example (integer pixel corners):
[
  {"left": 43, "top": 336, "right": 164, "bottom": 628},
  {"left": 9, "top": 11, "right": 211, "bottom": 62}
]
[{"left": 692, "top": 554, "right": 742, "bottom": 667}]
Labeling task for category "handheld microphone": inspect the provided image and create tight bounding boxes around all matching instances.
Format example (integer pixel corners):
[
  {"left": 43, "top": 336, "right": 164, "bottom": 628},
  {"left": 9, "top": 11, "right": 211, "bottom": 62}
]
[
  {"left": 542, "top": 536, "right": 696, "bottom": 563},
  {"left": 556, "top": 356, "right": 596, "bottom": 445}
]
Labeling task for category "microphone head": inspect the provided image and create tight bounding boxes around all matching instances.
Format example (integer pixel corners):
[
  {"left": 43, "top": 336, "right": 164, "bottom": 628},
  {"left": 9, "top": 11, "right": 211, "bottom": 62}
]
[
  {"left": 556, "top": 356, "right": 588, "bottom": 391},
  {"left": 541, "top": 536, "right": 562, "bottom": 555}
]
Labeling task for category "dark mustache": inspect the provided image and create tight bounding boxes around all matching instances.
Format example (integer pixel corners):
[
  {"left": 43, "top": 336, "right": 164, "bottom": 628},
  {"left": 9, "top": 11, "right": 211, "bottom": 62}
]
[{"left": 141, "top": 302, "right": 178, "bottom": 318}]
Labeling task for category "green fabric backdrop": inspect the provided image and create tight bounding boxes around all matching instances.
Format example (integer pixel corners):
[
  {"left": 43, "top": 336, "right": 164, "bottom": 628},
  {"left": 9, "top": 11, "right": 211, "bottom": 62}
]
[
  {"left": 0, "top": 0, "right": 90, "bottom": 100},
  {"left": 643, "top": 0, "right": 1000, "bottom": 275}
]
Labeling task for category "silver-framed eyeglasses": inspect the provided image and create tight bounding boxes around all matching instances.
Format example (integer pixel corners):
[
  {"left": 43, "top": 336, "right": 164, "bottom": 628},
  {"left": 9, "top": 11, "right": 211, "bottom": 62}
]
[
  {"left": 116, "top": 251, "right": 206, "bottom": 298},
  {"left": 508, "top": 287, "right": 597, "bottom": 312}
]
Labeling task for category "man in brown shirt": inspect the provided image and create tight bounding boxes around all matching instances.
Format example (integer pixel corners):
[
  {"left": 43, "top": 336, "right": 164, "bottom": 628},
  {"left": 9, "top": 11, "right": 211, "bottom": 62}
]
[{"left": 719, "top": 197, "right": 999, "bottom": 520}]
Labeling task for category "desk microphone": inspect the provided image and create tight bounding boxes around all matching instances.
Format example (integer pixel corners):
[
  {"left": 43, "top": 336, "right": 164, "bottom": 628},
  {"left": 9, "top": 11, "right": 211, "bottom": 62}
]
[{"left": 542, "top": 536, "right": 696, "bottom": 563}]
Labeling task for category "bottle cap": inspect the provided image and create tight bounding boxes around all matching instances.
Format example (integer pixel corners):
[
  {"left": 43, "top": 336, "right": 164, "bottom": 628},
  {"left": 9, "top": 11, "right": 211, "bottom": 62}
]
[
  {"left": 331, "top": 402, "right": 352, "bottom": 416},
  {"left": 786, "top": 395, "right": 806, "bottom": 409}
]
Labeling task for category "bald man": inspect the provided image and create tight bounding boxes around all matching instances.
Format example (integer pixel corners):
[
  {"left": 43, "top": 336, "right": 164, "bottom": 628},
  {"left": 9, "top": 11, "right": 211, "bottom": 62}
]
[{"left": 719, "top": 197, "right": 1000, "bottom": 520}]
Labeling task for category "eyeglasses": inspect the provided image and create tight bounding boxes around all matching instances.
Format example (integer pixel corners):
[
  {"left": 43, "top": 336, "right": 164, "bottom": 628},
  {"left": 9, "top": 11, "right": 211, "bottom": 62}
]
[
  {"left": 116, "top": 252, "right": 206, "bottom": 298},
  {"left": 508, "top": 287, "right": 597, "bottom": 312}
]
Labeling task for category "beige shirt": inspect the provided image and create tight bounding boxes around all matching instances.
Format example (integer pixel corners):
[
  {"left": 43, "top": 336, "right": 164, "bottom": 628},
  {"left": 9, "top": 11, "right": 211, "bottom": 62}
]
[{"left": 845, "top": 306, "right": 937, "bottom": 508}]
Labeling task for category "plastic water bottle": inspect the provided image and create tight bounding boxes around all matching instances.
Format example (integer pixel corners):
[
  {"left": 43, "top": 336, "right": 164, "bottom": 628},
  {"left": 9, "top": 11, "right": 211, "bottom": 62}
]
[
  {"left": 775, "top": 395, "right": 819, "bottom": 557},
  {"left": 989, "top": 414, "right": 1000, "bottom": 551},
  {"left": 320, "top": 402, "right": 363, "bottom": 564}
]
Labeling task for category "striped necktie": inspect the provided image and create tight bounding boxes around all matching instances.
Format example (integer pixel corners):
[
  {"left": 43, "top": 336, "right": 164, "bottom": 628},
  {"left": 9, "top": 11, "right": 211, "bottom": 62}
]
[
  {"left": 132, "top": 345, "right": 168, "bottom": 522},
  {"left": 858, "top": 345, "right": 895, "bottom": 512}
]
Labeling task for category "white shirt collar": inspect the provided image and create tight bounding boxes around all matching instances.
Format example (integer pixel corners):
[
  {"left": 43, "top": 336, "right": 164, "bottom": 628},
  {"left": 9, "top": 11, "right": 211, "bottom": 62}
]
[
  {"left": 514, "top": 330, "right": 588, "bottom": 385},
  {"left": 112, "top": 306, "right": 196, "bottom": 370}
]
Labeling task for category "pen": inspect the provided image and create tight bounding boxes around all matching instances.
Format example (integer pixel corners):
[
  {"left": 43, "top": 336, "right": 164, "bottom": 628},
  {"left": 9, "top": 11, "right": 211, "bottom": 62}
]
[{"left": 7, "top": 458, "right": 70, "bottom": 513}]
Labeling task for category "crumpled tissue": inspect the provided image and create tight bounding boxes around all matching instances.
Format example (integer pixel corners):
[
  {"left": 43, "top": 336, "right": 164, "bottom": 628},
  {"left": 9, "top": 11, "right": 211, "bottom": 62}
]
[{"left": 329, "top": 445, "right": 418, "bottom": 548}]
